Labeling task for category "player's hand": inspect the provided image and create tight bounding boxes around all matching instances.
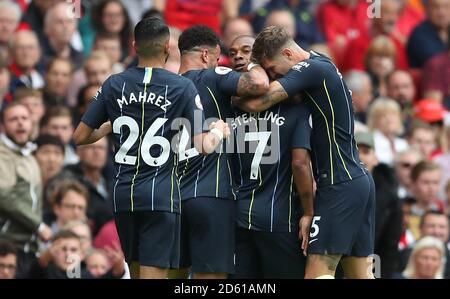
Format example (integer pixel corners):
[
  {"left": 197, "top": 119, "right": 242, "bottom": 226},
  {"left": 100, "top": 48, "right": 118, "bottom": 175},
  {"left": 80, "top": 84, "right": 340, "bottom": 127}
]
[
  {"left": 299, "top": 215, "right": 313, "bottom": 256},
  {"left": 209, "top": 120, "right": 231, "bottom": 140}
]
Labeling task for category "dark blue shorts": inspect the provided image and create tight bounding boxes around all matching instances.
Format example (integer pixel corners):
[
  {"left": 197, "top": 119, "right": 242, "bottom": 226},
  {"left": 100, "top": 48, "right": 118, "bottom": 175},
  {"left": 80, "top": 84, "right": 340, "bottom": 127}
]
[
  {"left": 308, "top": 173, "right": 375, "bottom": 257},
  {"left": 114, "top": 211, "right": 180, "bottom": 269},
  {"left": 233, "top": 228, "right": 306, "bottom": 279},
  {"left": 179, "top": 197, "right": 236, "bottom": 274}
]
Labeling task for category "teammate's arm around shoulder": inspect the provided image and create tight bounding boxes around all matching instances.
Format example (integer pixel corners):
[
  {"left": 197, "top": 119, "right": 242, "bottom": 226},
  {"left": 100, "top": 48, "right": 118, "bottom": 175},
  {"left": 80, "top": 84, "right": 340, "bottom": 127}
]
[
  {"left": 233, "top": 80, "right": 289, "bottom": 113},
  {"left": 236, "top": 64, "right": 270, "bottom": 97}
]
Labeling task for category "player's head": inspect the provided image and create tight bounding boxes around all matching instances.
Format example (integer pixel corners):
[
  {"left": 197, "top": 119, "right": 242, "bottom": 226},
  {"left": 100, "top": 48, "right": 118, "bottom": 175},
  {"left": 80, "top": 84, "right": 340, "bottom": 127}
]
[
  {"left": 178, "top": 25, "right": 221, "bottom": 69},
  {"left": 229, "top": 35, "right": 255, "bottom": 72},
  {"left": 252, "top": 26, "right": 303, "bottom": 80},
  {"left": 133, "top": 17, "right": 170, "bottom": 62}
]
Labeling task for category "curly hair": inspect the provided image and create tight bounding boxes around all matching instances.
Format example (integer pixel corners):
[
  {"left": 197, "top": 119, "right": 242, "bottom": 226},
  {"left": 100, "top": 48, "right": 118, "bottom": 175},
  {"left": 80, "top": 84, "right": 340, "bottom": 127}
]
[{"left": 178, "top": 25, "right": 220, "bottom": 54}]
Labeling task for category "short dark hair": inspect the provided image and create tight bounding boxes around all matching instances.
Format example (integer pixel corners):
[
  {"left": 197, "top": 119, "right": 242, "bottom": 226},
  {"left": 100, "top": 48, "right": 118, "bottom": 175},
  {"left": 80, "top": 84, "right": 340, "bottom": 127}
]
[
  {"left": 178, "top": 25, "right": 220, "bottom": 54},
  {"left": 252, "top": 26, "right": 292, "bottom": 63},
  {"left": 134, "top": 17, "right": 169, "bottom": 58},
  {"left": 35, "top": 134, "right": 65, "bottom": 155},
  {"left": 50, "top": 179, "right": 89, "bottom": 206},
  {"left": 51, "top": 230, "right": 80, "bottom": 243},
  {"left": 411, "top": 160, "right": 441, "bottom": 182},
  {"left": 14, "top": 87, "right": 43, "bottom": 102},
  {"left": 420, "top": 210, "right": 448, "bottom": 228},
  {"left": 39, "top": 106, "right": 73, "bottom": 129},
  {"left": 0, "top": 240, "right": 17, "bottom": 257}
]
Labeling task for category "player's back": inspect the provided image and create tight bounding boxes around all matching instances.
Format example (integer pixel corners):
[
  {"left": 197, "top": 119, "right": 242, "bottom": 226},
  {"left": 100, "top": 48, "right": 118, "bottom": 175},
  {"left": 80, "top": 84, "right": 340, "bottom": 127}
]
[
  {"left": 231, "top": 102, "right": 311, "bottom": 232},
  {"left": 84, "top": 66, "right": 202, "bottom": 213},
  {"left": 179, "top": 67, "right": 241, "bottom": 201}
]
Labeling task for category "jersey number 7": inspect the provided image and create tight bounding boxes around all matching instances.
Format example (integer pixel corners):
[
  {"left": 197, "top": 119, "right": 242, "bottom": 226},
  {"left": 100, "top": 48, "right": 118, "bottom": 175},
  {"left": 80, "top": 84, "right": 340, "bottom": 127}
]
[{"left": 245, "top": 131, "right": 271, "bottom": 180}]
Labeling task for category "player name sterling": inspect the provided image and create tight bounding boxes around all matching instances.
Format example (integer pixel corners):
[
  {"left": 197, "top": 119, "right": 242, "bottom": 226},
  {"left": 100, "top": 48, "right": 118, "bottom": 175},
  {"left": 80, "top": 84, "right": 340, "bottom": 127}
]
[
  {"left": 231, "top": 111, "right": 286, "bottom": 129},
  {"left": 116, "top": 91, "right": 172, "bottom": 112}
]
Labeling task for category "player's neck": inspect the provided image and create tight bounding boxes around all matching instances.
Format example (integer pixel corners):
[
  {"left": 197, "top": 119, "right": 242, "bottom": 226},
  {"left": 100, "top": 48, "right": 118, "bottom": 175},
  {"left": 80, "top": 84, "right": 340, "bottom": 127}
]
[
  {"left": 137, "top": 57, "right": 166, "bottom": 69},
  {"left": 178, "top": 56, "right": 206, "bottom": 74}
]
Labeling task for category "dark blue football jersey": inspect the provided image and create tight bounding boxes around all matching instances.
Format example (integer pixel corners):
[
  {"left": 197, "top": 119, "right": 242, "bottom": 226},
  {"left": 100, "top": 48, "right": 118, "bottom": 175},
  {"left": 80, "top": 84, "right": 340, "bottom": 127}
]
[
  {"left": 278, "top": 51, "right": 366, "bottom": 188},
  {"left": 81, "top": 67, "right": 204, "bottom": 213},
  {"left": 231, "top": 102, "right": 312, "bottom": 232},
  {"left": 179, "top": 67, "right": 241, "bottom": 201}
]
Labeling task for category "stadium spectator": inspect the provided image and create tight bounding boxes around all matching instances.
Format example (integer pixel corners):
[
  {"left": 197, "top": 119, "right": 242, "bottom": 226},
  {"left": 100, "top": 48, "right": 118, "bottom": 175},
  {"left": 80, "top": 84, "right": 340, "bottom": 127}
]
[
  {"left": 317, "top": 0, "right": 370, "bottom": 69},
  {"left": 43, "top": 58, "right": 74, "bottom": 107},
  {"left": 40, "top": 106, "right": 79, "bottom": 166},
  {"left": 408, "top": 120, "right": 438, "bottom": 159},
  {"left": 364, "top": 36, "right": 398, "bottom": 97},
  {"left": 394, "top": 148, "right": 423, "bottom": 200},
  {"left": 251, "top": 0, "right": 325, "bottom": 50},
  {"left": 93, "top": 33, "right": 125, "bottom": 74},
  {"left": 434, "top": 126, "right": 450, "bottom": 200},
  {"left": 48, "top": 179, "right": 89, "bottom": 235},
  {"left": 86, "top": 246, "right": 126, "bottom": 278},
  {"left": 355, "top": 131, "right": 403, "bottom": 279},
  {"left": 401, "top": 236, "right": 446, "bottom": 279},
  {"left": 92, "top": 0, "right": 133, "bottom": 60},
  {"left": 397, "top": 212, "right": 450, "bottom": 278},
  {"left": 0, "top": 0, "right": 22, "bottom": 59},
  {"left": 74, "top": 83, "right": 102, "bottom": 126},
  {"left": 8, "top": 30, "right": 44, "bottom": 93},
  {"left": 343, "top": 70, "right": 373, "bottom": 124},
  {"left": 222, "top": 18, "right": 254, "bottom": 51},
  {"left": 367, "top": 98, "right": 409, "bottom": 165},
  {"left": 445, "top": 180, "right": 450, "bottom": 215},
  {"left": 60, "top": 137, "right": 114, "bottom": 235},
  {"left": 395, "top": 0, "right": 426, "bottom": 42},
  {"left": 63, "top": 220, "right": 92, "bottom": 257},
  {"left": 0, "top": 103, "right": 51, "bottom": 278},
  {"left": 0, "top": 240, "right": 17, "bottom": 279},
  {"left": 265, "top": 10, "right": 296, "bottom": 40},
  {"left": 15, "top": 88, "right": 46, "bottom": 141},
  {"left": 386, "top": 70, "right": 416, "bottom": 130},
  {"left": 407, "top": 0, "right": 450, "bottom": 68},
  {"left": 342, "top": 0, "right": 409, "bottom": 73},
  {"left": 0, "top": 57, "right": 11, "bottom": 110},
  {"left": 42, "top": 2, "right": 83, "bottom": 70},
  {"left": 34, "top": 134, "right": 65, "bottom": 193}
]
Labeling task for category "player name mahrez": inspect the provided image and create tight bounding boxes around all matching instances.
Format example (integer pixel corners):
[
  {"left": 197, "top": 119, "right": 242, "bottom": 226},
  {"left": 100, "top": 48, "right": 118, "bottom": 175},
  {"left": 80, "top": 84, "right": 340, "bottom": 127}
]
[{"left": 116, "top": 91, "right": 172, "bottom": 112}]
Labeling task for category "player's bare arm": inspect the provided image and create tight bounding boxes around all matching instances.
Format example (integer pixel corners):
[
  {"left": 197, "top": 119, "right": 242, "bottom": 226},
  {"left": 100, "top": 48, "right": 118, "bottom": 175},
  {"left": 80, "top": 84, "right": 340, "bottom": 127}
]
[
  {"left": 73, "top": 121, "right": 112, "bottom": 146},
  {"left": 193, "top": 119, "right": 230, "bottom": 155},
  {"left": 233, "top": 80, "right": 289, "bottom": 113},
  {"left": 236, "top": 65, "right": 270, "bottom": 97},
  {"left": 292, "top": 148, "right": 314, "bottom": 256}
]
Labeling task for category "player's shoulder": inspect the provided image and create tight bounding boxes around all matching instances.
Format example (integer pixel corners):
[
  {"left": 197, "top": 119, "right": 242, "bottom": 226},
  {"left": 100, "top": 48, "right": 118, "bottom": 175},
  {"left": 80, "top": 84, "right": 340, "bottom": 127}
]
[{"left": 290, "top": 51, "right": 333, "bottom": 73}]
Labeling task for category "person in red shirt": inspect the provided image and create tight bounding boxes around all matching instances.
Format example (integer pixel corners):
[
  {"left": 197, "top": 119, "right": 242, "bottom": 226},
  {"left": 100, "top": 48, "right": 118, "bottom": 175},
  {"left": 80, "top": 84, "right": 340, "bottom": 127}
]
[
  {"left": 317, "top": 0, "right": 370, "bottom": 69},
  {"left": 342, "top": 0, "right": 409, "bottom": 72},
  {"left": 396, "top": 0, "right": 426, "bottom": 43}
]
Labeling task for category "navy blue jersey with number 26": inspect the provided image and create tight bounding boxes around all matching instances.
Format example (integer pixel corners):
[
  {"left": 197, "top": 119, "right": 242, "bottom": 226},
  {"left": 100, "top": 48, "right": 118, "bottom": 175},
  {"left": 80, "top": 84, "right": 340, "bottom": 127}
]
[{"left": 81, "top": 67, "right": 204, "bottom": 213}]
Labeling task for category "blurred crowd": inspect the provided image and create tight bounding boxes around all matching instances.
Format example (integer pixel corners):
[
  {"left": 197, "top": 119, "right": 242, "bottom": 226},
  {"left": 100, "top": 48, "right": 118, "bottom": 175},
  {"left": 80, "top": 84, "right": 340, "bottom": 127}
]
[{"left": 0, "top": 0, "right": 449, "bottom": 279}]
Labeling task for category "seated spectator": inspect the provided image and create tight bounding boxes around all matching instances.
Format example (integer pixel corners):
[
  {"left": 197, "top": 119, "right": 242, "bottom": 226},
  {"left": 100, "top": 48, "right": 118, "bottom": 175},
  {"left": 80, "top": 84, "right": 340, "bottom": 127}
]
[
  {"left": 396, "top": 0, "right": 426, "bottom": 43},
  {"left": 397, "top": 211, "right": 450, "bottom": 278},
  {"left": 42, "top": 2, "right": 83, "bottom": 70},
  {"left": 63, "top": 220, "right": 92, "bottom": 258},
  {"left": 48, "top": 179, "right": 89, "bottom": 235},
  {"left": 60, "top": 137, "right": 114, "bottom": 235},
  {"left": 386, "top": 70, "right": 416, "bottom": 131},
  {"left": 229, "top": 35, "right": 255, "bottom": 72},
  {"left": 0, "top": 0, "right": 22, "bottom": 59},
  {"left": 364, "top": 36, "right": 398, "bottom": 97},
  {"left": 40, "top": 106, "right": 79, "bottom": 166},
  {"left": 91, "top": 0, "right": 133, "bottom": 60},
  {"left": 0, "top": 102, "right": 51, "bottom": 278},
  {"left": 265, "top": 9, "right": 296, "bottom": 40},
  {"left": 317, "top": 0, "right": 370, "bottom": 69},
  {"left": 407, "top": 0, "right": 450, "bottom": 68},
  {"left": 43, "top": 58, "right": 74, "bottom": 107},
  {"left": 342, "top": 0, "right": 409, "bottom": 73},
  {"left": 14, "top": 88, "right": 46, "bottom": 141},
  {"left": 401, "top": 236, "right": 446, "bottom": 279},
  {"left": 0, "top": 240, "right": 17, "bottom": 279},
  {"left": 394, "top": 148, "right": 423, "bottom": 200},
  {"left": 86, "top": 246, "right": 126, "bottom": 279},
  {"left": 8, "top": 30, "right": 45, "bottom": 93},
  {"left": 252, "top": 0, "right": 325, "bottom": 50},
  {"left": 421, "top": 32, "right": 450, "bottom": 108},
  {"left": 93, "top": 33, "right": 124, "bottom": 74},
  {"left": 367, "top": 98, "right": 409, "bottom": 165},
  {"left": 408, "top": 120, "right": 438, "bottom": 159},
  {"left": 0, "top": 56, "right": 12, "bottom": 110},
  {"left": 343, "top": 70, "right": 373, "bottom": 124}
]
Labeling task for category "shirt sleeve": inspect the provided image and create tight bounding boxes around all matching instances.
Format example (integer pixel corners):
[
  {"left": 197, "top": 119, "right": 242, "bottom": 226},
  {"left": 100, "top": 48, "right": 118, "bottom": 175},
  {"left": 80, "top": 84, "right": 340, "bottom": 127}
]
[
  {"left": 182, "top": 80, "right": 207, "bottom": 136},
  {"left": 213, "top": 67, "right": 242, "bottom": 96},
  {"left": 81, "top": 79, "right": 110, "bottom": 129},
  {"left": 291, "top": 101, "right": 312, "bottom": 150},
  {"left": 277, "top": 60, "right": 323, "bottom": 97}
]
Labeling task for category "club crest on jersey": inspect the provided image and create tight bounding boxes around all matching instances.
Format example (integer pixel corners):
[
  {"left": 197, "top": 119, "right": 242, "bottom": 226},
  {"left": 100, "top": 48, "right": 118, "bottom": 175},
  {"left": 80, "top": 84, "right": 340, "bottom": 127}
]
[
  {"left": 215, "top": 66, "right": 233, "bottom": 75},
  {"left": 291, "top": 61, "right": 310, "bottom": 72},
  {"left": 194, "top": 94, "right": 204, "bottom": 110}
]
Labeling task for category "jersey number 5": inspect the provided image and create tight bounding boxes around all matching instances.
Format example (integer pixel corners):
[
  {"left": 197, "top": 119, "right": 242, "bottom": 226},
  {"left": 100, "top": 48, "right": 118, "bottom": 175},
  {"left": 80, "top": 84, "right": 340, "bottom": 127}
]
[{"left": 113, "top": 116, "right": 170, "bottom": 167}]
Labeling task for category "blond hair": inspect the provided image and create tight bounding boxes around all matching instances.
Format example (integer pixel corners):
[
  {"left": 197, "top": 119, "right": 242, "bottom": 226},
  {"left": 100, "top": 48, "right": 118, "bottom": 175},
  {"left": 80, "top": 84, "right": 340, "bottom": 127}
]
[
  {"left": 367, "top": 97, "right": 404, "bottom": 135},
  {"left": 403, "top": 236, "right": 446, "bottom": 279}
]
